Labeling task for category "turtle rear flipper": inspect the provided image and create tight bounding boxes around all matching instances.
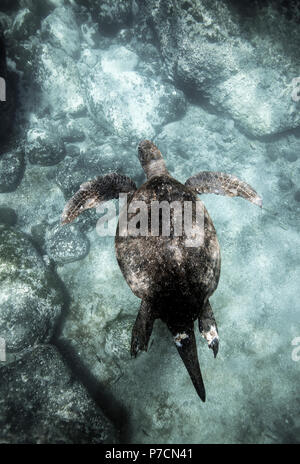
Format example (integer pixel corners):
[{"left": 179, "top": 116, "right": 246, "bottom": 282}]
[
  {"left": 131, "top": 299, "right": 156, "bottom": 357},
  {"left": 185, "top": 171, "right": 262, "bottom": 207},
  {"left": 199, "top": 300, "right": 219, "bottom": 358},
  {"left": 61, "top": 173, "right": 136, "bottom": 225},
  {"left": 172, "top": 327, "right": 206, "bottom": 402}
]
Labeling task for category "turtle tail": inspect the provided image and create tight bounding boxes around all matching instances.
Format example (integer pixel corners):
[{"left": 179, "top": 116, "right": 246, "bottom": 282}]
[{"left": 170, "top": 326, "right": 206, "bottom": 402}]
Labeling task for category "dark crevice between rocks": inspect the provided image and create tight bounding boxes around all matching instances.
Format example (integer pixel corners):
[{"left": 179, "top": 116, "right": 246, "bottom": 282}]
[
  {"left": 46, "top": 267, "right": 129, "bottom": 443},
  {"left": 173, "top": 74, "right": 213, "bottom": 109},
  {"left": 54, "top": 337, "right": 129, "bottom": 443},
  {"left": 0, "top": 0, "right": 19, "bottom": 13},
  {"left": 24, "top": 231, "right": 71, "bottom": 343},
  {"left": 227, "top": 0, "right": 300, "bottom": 24},
  {"left": 81, "top": 2, "right": 135, "bottom": 38},
  {"left": 150, "top": 14, "right": 178, "bottom": 56},
  {"left": 98, "top": 15, "right": 135, "bottom": 38}
]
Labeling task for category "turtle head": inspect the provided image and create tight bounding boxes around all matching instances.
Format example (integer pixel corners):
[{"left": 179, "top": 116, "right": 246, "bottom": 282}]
[{"left": 138, "top": 140, "right": 169, "bottom": 179}]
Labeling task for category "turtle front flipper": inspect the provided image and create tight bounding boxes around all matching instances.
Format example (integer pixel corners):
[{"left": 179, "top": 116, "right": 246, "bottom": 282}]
[
  {"left": 61, "top": 173, "right": 137, "bottom": 224},
  {"left": 131, "top": 299, "right": 156, "bottom": 357},
  {"left": 199, "top": 300, "right": 219, "bottom": 358},
  {"left": 185, "top": 171, "right": 262, "bottom": 207},
  {"left": 171, "top": 326, "right": 206, "bottom": 402}
]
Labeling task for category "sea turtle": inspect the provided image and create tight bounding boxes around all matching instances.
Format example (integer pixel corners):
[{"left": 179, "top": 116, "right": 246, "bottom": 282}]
[{"left": 61, "top": 140, "right": 262, "bottom": 401}]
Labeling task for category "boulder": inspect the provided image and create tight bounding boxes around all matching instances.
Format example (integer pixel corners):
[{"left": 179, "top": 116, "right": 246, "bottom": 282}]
[
  {"left": 0, "top": 344, "right": 118, "bottom": 443},
  {"left": 141, "top": 0, "right": 300, "bottom": 136},
  {"left": 0, "top": 226, "right": 63, "bottom": 353},
  {"left": 45, "top": 221, "right": 90, "bottom": 265},
  {"left": 0, "top": 148, "right": 24, "bottom": 192}
]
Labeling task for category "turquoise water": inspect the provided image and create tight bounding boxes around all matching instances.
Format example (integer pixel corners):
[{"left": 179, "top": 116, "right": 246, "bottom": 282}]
[{"left": 0, "top": 0, "right": 299, "bottom": 444}]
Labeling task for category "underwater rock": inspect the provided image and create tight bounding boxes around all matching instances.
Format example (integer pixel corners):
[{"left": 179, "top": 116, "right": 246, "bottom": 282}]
[
  {"left": 57, "top": 119, "right": 86, "bottom": 143},
  {"left": 84, "top": 44, "right": 186, "bottom": 141},
  {"left": 78, "top": 0, "right": 135, "bottom": 34},
  {"left": 54, "top": 144, "right": 128, "bottom": 231},
  {"left": 142, "top": 0, "right": 237, "bottom": 87},
  {"left": 37, "top": 34, "right": 85, "bottom": 117},
  {"left": 45, "top": 221, "right": 90, "bottom": 265},
  {"left": 19, "top": 0, "right": 58, "bottom": 17},
  {"left": 0, "top": 206, "right": 17, "bottom": 226},
  {"left": 55, "top": 151, "right": 104, "bottom": 200},
  {"left": 277, "top": 176, "right": 294, "bottom": 193},
  {"left": 155, "top": 105, "right": 255, "bottom": 180},
  {"left": 0, "top": 345, "right": 118, "bottom": 444},
  {"left": 141, "top": 0, "right": 300, "bottom": 136},
  {"left": 30, "top": 221, "right": 48, "bottom": 248},
  {"left": 11, "top": 8, "right": 40, "bottom": 40},
  {"left": 0, "top": 148, "right": 24, "bottom": 193},
  {"left": 0, "top": 226, "right": 63, "bottom": 353},
  {"left": 35, "top": 10, "right": 185, "bottom": 142},
  {"left": 55, "top": 141, "right": 139, "bottom": 200},
  {"left": 101, "top": 44, "right": 139, "bottom": 73},
  {"left": 265, "top": 134, "right": 300, "bottom": 164},
  {"left": 25, "top": 127, "right": 65, "bottom": 166},
  {"left": 211, "top": 68, "right": 300, "bottom": 137},
  {"left": 97, "top": 0, "right": 135, "bottom": 33},
  {"left": 41, "top": 6, "right": 80, "bottom": 58},
  {"left": 5, "top": 31, "right": 39, "bottom": 81},
  {"left": 0, "top": 13, "right": 12, "bottom": 33},
  {"left": 65, "top": 144, "right": 81, "bottom": 157}
]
